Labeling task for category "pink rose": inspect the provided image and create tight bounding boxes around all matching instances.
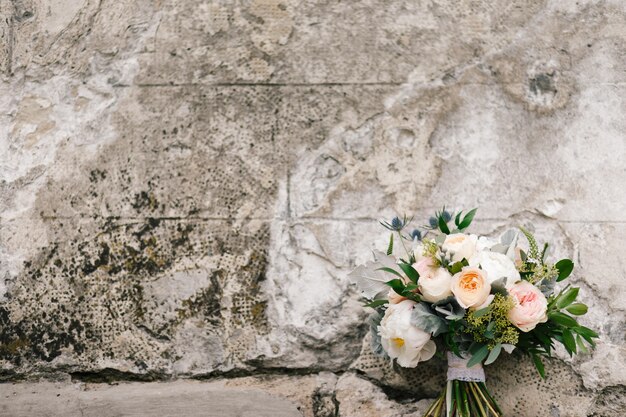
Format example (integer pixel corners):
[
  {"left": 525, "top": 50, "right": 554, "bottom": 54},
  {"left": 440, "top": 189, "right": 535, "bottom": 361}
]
[
  {"left": 414, "top": 258, "right": 436, "bottom": 279},
  {"left": 508, "top": 281, "right": 548, "bottom": 332}
]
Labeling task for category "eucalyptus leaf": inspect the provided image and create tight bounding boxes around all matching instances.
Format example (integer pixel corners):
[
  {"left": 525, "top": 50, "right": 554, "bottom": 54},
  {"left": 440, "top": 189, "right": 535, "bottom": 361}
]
[
  {"left": 411, "top": 303, "right": 448, "bottom": 336},
  {"left": 467, "top": 344, "right": 489, "bottom": 367},
  {"left": 368, "top": 311, "right": 388, "bottom": 358},
  {"left": 484, "top": 343, "right": 502, "bottom": 365},
  {"left": 490, "top": 277, "right": 509, "bottom": 296},
  {"left": 348, "top": 251, "right": 399, "bottom": 299},
  {"left": 432, "top": 296, "right": 466, "bottom": 320}
]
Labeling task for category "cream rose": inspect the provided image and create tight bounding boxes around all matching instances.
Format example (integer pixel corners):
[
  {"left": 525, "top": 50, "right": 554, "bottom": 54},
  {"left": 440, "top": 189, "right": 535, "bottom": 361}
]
[
  {"left": 378, "top": 300, "right": 436, "bottom": 367},
  {"left": 416, "top": 261, "right": 453, "bottom": 303},
  {"left": 443, "top": 233, "right": 478, "bottom": 262},
  {"left": 451, "top": 267, "right": 491, "bottom": 309},
  {"left": 469, "top": 250, "right": 521, "bottom": 289},
  {"left": 508, "top": 281, "right": 548, "bottom": 332}
]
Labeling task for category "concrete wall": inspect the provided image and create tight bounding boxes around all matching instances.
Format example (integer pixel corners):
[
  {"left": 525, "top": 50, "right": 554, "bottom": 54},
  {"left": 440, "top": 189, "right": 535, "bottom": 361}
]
[{"left": 1, "top": 1, "right": 625, "bottom": 415}]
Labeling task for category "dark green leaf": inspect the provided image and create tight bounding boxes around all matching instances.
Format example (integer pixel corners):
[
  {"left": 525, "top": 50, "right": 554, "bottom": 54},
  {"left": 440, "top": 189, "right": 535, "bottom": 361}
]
[
  {"left": 376, "top": 267, "right": 404, "bottom": 280},
  {"left": 398, "top": 263, "right": 420, "bottom": 284},
  {"left": 562, "top": 329, "right": 577, "bottom": 355},
  {"left": 532, "top": 354, "right": 545, "bottom": 379},
  {"left": 438, "top": 216, "right": 450, "bottom": 234},
  {"left": 385, "top": 279, "right": 405, "bottom": 294},
  {"left": 556, "top": 287, "right": 579, "bottom": 309},
  {"left": 484, "top": 343, "right": 502, "bottom": 365},
  {"left": 387, "top": 233, "right": 394, "bottom": 256},
  {"left": 449, "top": 261, "right": 465, "bottom": 275},
  {"left": 455, "top": 211, "right": 463, "bottom": 227},
  {"left": 458, "top": 208, "right": 478, "bottom": 230},
  {"left": 566, "top": 303, "right": 588, "bottom": 315},
  {"left": 555, "top": 259, "right": 574, "bottom": 282},
  {"left": 467, "top": 344, "right": 489, "bottom": 367},
  {"left": 575, "top": 326, "right": 599, "bottom": 346},
  {"left": 549, "top": 311, "right": 579, "bottom": 328}
]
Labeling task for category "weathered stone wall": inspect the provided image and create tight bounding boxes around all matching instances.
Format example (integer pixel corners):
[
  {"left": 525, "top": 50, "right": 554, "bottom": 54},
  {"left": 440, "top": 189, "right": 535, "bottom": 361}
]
[{"left": 1, "top": 1, "right": 625, "bottom": 416}]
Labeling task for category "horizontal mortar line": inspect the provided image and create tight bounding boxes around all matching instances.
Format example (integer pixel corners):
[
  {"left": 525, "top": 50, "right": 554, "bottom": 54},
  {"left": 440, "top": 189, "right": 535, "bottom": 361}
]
[
  {"left": 115, "top": 81, "right": 626, "bottom": 88},
  {"left": 118, "top": 81, "right": 404, "bottom": 88},
  {"left": 4, "top": 215, "right": 626, "bottom": 224}
]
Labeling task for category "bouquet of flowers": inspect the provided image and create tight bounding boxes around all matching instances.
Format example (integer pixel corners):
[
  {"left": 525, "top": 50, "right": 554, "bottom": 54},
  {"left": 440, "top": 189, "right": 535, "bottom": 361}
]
[{"left": 349, "top": 208, "right": 598, "bottom": 417}]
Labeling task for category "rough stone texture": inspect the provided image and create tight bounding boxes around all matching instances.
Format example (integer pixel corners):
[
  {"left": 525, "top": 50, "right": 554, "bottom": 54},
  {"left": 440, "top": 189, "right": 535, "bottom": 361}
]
[{"left": 1, "top": 0, "right": 625, "bottom": 416}]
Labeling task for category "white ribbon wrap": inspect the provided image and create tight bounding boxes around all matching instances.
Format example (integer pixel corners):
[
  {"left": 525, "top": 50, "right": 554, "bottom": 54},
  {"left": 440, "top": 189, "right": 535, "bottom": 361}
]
[{"left": 446, "top": 352, "right": 486, "bottom": 382}]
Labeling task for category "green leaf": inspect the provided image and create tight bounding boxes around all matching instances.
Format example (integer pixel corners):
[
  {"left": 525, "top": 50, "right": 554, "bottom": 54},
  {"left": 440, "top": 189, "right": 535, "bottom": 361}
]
[
  {"left": 398, "top": 263, "right": 420, "bottom": 284},
  {"left": 549, "top": 311, "right": 579, "bottom": 328},
  {"left": 467, "top": 344, "right": 489, "bottom": 367},
  {"left": 410, "top": 303, "right": 448, "bottom": 336},
  {"left": 376, "top": 267, "right": 404, "bottom": 280},
  {"left": 449, "top": 261, "right": 465, "bottom": 275},
  {"left": 473, "top": 307, "right": 490, "bottom": 318},
  {"left": 364, "top": 299, "right": 388, "bottom": 308},
  {"left": 566, "top": 303, "right": 588, "bottom": 315},
  {"left": 438, "top": 216, "right": 451, "bottom": 234},
  {"left": 531, "top": 354, "right": 545, "bottom": 379},
  {"left": 484, "top": 343, "right": 502, "bottom": 365},
  {"left": 385, "top": 279, "right": 405, "bottom": 294},
  {"left": 405, "top": 283, "right": 419, "bottom": 291},
  {"left": 386, "top": 234, "right": 394, "bottom": 256},
  {"left": 556, "top": 287, "right": 579, "bottom": 309},
  {"left": 555, "top": 259, "right": 574, "bottom": 282},
  {"left": 576, "top": 335, "right": 589, "bottom": 354},
  {"left": 562, "top": 329, "right": 577, "bottom": 355},
  {"left": 455, "top": 211, "right": 463, "bottom": 227},
  {"left": 458, "top": 208, "right": 477, "bottom": 230},
  {"left": 575, "top": 326, "right": 599, "bottom": 346}
]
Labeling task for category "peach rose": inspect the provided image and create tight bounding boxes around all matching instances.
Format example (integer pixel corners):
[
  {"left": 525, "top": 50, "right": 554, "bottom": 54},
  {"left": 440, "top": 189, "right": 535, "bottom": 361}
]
[
  {"left": 508, "top": 281, "right": 548, "bottom": 332},
  {"left": 451, "top": 267, "right": 491, "bottom": 309}
]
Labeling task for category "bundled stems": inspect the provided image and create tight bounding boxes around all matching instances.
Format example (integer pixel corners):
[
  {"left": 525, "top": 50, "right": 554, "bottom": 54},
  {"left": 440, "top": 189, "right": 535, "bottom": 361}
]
[{"left": 422, "top": 381, "right": 503, "bottom": 417}]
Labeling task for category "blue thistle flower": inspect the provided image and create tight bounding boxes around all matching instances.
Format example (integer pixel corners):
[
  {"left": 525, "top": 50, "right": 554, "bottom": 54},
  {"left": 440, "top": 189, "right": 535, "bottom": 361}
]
[{"left": 411, "top": 229, "right": 422, "bottom": 241}]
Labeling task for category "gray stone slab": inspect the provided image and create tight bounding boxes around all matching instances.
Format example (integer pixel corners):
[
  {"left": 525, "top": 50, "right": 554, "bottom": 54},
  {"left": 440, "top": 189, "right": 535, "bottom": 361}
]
[{"left": 0, "top": 381, "right": 302, "bottom": 417}]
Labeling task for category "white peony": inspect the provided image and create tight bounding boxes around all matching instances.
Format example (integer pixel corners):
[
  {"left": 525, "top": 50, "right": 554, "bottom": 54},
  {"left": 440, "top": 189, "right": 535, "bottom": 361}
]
[
  {"left": 378, "top": 300, "right": 436, "bottom": 367},
  {"left": 442, "top": 233, "right": 478, "bottom": 262},
  {"left": 470, "top": 250, "right": 521, "bottom": 289}
]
